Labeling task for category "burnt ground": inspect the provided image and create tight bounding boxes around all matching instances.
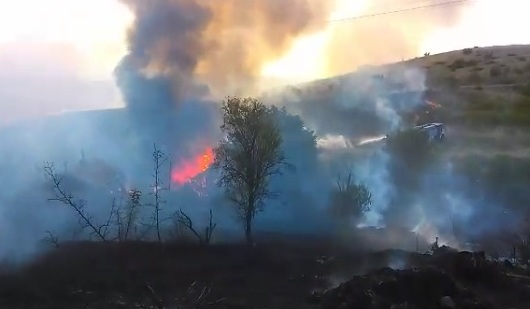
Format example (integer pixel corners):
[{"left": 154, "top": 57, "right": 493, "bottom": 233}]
[{"left": 0, "top": 236, "right": 528, "bottom": 309}]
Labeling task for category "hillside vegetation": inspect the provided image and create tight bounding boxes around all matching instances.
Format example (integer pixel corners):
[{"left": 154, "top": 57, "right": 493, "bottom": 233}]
[
  {"left": 284, "top": 45, "right": 530, "bottom": 128},
  {"left": 403, "top": 45, "right": 530, "bottom": 127}
]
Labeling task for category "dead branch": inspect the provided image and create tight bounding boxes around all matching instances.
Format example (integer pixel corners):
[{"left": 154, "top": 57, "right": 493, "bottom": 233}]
[
  {"left": 141, "top": 280, "right": 214, "bottom": 309},
  {"left": 176, "top": 208, "right": 217, "bottom": 245},
  {"left": 179, "top": 280, "right": 212, "bottom": 308},
  {"left": 204, "top": 209, "right": 217, "bottom": 245},
  {"left": 44, "top": 162, "right": 107, "bottom": 242},
  {"left": 42, "top": 230, "right": 60, "bottom": 248},
  {"left": 146, "top": 283, "right": 164, "bottom": 309},
  {"left": 177, "top": 209, "right": 203, "bottom": 244}
]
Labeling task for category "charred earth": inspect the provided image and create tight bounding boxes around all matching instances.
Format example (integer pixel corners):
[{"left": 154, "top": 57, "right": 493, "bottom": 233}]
[{"left": 0, "top": 237, "right": 529, "bottom": 309}]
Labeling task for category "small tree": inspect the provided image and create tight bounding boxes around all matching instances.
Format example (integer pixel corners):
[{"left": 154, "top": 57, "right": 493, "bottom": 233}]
[
  {"left": 329, "top": 171, "right": 372, "bottom": 229},
  {"left": 116, "top": 188, "right": 142, "bottom": 241},
  {"left": 213, "top": 97, "right": 287, "bottom": 245}
]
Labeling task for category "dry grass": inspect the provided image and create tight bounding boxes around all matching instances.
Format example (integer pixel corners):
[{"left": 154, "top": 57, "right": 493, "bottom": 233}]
[{"left": 406, "top": 45, "right": 530, "bottom": 87}]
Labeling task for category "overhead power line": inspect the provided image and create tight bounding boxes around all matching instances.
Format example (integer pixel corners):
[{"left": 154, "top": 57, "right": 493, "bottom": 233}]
[{"left": 327, "top": 0, "right": 473, "bottom": 24}]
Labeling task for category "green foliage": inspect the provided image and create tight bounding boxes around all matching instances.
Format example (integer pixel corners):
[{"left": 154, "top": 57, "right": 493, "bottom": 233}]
[
  {"left": 483, "top": 52, "right": 495, "bottom": 61},
  {"left": 490, "top": 65, "right": 502, "bottom": 77},
  {"left": 385, "top": 129, "right": 436, "bottom": 191},
  {"left": 517, "top": 84, "right": 530, "bottom": 97},
  {"left": 454, "top": 155, "right": 530, "bottom": 190},
  {"left": 329, "top": 171, "right": 372, "bottom": 226},
  {"left": 385, "top": 129, "right": 435, "bottom": 170},
  {"left": 448, "top": 58, "right": 478, "bottom": 70},
  {"left": 213, "top": 97, "right": 287, "bottom": 244},
  {"left": 467, "top": 71, "right": 482, "bottom": 84},
  {"left": 452, "top": 94, "right": 530, "bottom": 126}
]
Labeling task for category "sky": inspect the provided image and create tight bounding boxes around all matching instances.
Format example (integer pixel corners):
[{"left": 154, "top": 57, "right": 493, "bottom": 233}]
[{"left": 0, "top": 0, "right": 529, "bottom": 124}]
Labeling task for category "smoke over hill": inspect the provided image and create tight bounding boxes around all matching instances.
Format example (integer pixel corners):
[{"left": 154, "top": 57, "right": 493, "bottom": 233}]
[{"left": 0, "top": 0, "right": 525, "bottom": 263}]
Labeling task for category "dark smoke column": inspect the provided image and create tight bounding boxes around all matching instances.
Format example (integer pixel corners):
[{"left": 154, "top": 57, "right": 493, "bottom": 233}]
[
  {"left": 115, "top": 0, "right": 212, "bottom": 110},
  {"left": 112, "top": 0, "right": 220, "bottom": 184}
]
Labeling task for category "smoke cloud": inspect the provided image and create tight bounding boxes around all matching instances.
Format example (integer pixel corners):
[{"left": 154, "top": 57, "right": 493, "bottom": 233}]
[
  {"left": 0, "top": 42, "right": 120, "bottom": 126},
  {"left": 117, "top": 0, "right": 470, "bottom": 96},
  {"left": 322, "top": 0, "right": 469, "bottom": 76},
  {"left": 0, "top": 0, "right": 526, "bottom": 265},
  {"left": 118, "top": 0, "right": 332, "bottom": 101}
]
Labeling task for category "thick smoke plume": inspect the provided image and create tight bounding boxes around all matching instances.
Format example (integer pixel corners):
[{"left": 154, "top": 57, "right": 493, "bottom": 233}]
[
  {"left": 118, "top": 0, "right": 332, "bottom": 100},
  {"left": 117, "top": 0, "right": 470, "bottom": 96}
]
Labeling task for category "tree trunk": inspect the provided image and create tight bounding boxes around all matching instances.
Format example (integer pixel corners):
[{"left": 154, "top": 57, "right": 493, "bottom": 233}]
[{"left": 245, "top": 213, "right": 253, "bottom": 246}]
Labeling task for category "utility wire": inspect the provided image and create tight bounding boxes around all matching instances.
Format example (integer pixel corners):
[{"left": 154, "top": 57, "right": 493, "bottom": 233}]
[{"left": 327, "top": 0, "right": 473, "bottom": 24}]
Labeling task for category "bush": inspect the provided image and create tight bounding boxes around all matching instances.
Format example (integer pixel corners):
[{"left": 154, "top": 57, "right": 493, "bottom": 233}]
[
  {"left": 463, "top": 48, "right": 473, "bottom": 55},
  {"left": 483, "top": 52, "right": 495, "bottom": 61},
  {"left": 518, "top": 56, "right": 527, "bottom": 62},
  {"left": 448, "top": 58, "right": 478, "bottom": 70},
  {"left": 467, "top": 71, "right": 482, "bottom": 84},
  {"left": 490, "top": 65, "right": 502, "bottom": 77},
  {"left": 448, "top": 58, "right": 467, "bottom": 70},
  {"left": 517, "top": 84, "right": 530, "bottom": 97}
]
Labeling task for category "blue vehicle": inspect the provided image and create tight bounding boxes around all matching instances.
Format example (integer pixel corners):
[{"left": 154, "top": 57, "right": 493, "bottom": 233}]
[{"left": 414, "top": 122, "right": 445, "bottom": 141}]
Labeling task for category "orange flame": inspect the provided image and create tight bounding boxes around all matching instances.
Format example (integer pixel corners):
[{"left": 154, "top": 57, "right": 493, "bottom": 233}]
[
  {"left": 171, "top": 147, "right": 215, "bottom": 185},
  {"left": 425, "top": 100, "right": 441, "bottom": 109}
]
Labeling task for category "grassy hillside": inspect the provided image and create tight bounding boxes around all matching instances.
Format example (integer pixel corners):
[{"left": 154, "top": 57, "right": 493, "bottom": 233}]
[
  {"left": 400, "top": 45, "right": 530, "bottom": 126},
  {"left": 412, "top": 45, "right": 530, "bottom": 87}
]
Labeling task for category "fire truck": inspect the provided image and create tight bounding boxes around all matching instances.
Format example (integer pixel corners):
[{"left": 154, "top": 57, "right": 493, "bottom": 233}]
[{"left": 414, "top": 122, "right": 446, "bottom": 141}]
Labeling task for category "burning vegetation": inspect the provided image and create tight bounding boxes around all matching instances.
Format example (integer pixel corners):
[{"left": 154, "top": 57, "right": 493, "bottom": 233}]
[
  {"left": 3, "top": 1, "right": 530, "bottom": 308},
  {"left": 171, "top": 147, "right": 215, "bottom": 186}
]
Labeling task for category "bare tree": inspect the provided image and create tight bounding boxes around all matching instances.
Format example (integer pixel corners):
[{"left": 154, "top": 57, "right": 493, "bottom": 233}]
[
  {"left": 177, "top": 208, "right": 217, "bottom": 245},
  {"left": 150, "top": 144, "right": 168, "bottom": 243},
  {"left": 213, "top": 97, "right": 288, "bottom": 245},
  {"left": 329, "top": 170, "right": 372, "bottom": 229},
  {"left": 44, "top": 162, "right": 109, "bottom": 241}
]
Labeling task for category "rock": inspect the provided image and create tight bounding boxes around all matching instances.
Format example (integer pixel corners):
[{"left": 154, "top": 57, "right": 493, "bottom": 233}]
[
  {"left": 307, "top": 290, "right": 324, "bottom": 304},
  {"left": 440, "top": 296, "right": 455, "bottom": 308}
]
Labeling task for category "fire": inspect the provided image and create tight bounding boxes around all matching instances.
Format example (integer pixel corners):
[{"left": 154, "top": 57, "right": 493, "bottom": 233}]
[
  {"left": 425, "top": 100, "right": 442, "bottom": 109},
  {"left": 171, "top": 147, "right": 215, "bottom": 185}
]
